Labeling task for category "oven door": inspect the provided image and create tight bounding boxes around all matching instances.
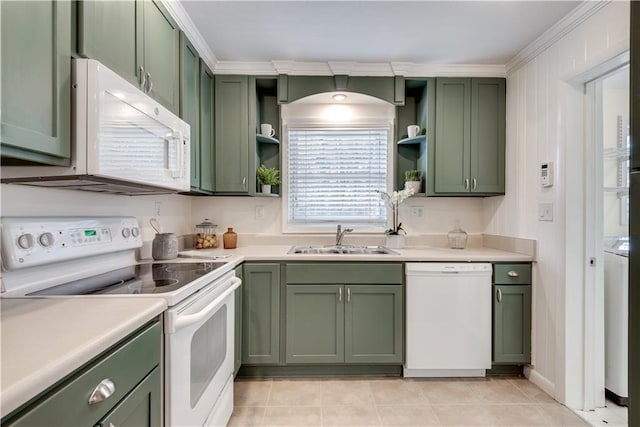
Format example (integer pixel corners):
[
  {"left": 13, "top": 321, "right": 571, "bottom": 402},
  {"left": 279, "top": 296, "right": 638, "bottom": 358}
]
[{"left": 164, "top": 271, "right": 241, "bottom": 427}]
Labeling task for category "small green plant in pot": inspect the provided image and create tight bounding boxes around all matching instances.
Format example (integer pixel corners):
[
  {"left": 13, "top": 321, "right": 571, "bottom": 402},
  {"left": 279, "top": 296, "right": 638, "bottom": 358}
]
[
  {"left": 256, "top": 165, "right": 280, "bottom": 194},
  {"left": 404, "top": 170, "right": 422, "bottom": 194}
]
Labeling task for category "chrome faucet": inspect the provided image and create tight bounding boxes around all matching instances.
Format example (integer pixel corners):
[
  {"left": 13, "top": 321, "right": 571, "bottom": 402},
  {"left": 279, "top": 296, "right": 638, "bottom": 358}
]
[{"left": 335, "top": 225, "right": 354, "bottom": 246}]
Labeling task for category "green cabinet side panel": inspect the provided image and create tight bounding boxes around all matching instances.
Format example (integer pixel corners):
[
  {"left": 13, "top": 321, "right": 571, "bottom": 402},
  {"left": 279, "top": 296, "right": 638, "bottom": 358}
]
[
  {"left": 180, "top": 33, "right": 200, "bottom": 189},
  {"left": 215, "top": 75, "right": 249, "bottom": 193},
  {"left": 234, "top": 266, "right": 243, "bottom": 375},
  {"left": 77, "top": 0, "right": 138, "bottom": 87},
  {"left": 199, "top": 61, "right": 215, "bottom": 192},
  {"left": 4, "top": 322, "right": 160, "bottom": 426},
  {"left": 470, "top": 78, "right": 505, "bottom": 194},
  {"left": 345, "top": 285, "right": 403, "bottom": 364},
  {"left": 493, "top": 263, "right": 532, "bottom": 285},
  {"left": 242, "top": 263, "right": 280, "bottom": 364},
  {"left": 96, "top": 367, "right": 161, "bottom": 427},
  {"left": 1, "top": 0, "right": 71, "bottom": 165},
  {"left": 493, "top": 285, "right": 531, "bottom": 364},
  {"left": 285, "top": 285, "right": 345, "bottom": 364},
  {"left": 140, "top": 0, "right": 180, "bottom": 114},
  {"left": 434, "top": 78, "right": 471, "bottom": 193},
  {"left": 286, "top": 263, "right": 403, "bottom": 284}
]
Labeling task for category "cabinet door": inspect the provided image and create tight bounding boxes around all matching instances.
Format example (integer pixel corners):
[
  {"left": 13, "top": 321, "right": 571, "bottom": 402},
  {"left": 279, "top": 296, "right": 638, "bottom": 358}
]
[
  {"left": 139, "top": 0, "right": 180, "bottom": 114},
  {"left": 77, "top": 0, "right": 138, "bottom": 88},
  {"left": 1, "top": 0, "right": 71, "bottom": 165},
  {"left": 434, "top": 78, "right": 471, "bottom": 193},
  {"left": 200, "top": 61, "right": 215, "bottom": 193},
  {"left": 96, "top": 367, "right": 161, "bottom": 427},
  {"left": 234, "top": 266, "right": 243, "bottom": 376},
  {"left": 242, "top": 263, "right": 280, "bottom": 364},
  {"left": 493, "top": 285, "right": 531, "bottom": 364},
  {"left": 345, "top": 285, "right": 403, "bottom": 364},
  {"left": 215, "top": 75, "right": 249, "bottom": 192},
  {"left": 285, "top": 285, "right": 345, "bottom": 364},
  {"left": 470, "top": 78, "right": 505, "bottom": 194},
  {"left": 180, "top": 33, "right": 200, "bottom": 189}
]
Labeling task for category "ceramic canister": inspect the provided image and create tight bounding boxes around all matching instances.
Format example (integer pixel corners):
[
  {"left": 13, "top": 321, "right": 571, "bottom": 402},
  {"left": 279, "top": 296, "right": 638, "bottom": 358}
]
[{"left": 152, "top": 233, "right": 178, "bottom": 260}]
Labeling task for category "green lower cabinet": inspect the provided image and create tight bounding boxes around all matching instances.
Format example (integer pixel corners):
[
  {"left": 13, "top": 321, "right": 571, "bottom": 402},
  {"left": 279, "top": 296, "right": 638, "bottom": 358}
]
[
  {"left": 1, "top": 0, "right": 71, "bottom": 165},
  {"left": 242, "top": 263, "right": 280, "bottom": 364},
  {"left": 96, "top": 367, "right": 160, "bottom": 427},
  {"left": 234, "top": 266, "right": 243, "bottom": 375},
  {"left": 493, "top": 285, "right": 531, "bottom": 364},
  {"left": 285, "top": 285, "right": 345, "bottom": 364},
  {"left": 345, "top": 285, "right": 403, "bottom": 364}
]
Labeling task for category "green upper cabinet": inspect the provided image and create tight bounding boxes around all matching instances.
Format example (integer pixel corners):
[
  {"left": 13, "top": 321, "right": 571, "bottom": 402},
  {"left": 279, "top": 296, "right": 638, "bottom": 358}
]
[
  {"left": 242, "top": 263, "right": 280, "bottom": 364},
  {"left": 179, "top": 33, "right": 200, "bottom": 189},
  {"left": 78, "top": 0, "right": 179, "bottom": 114},
  {"left": 433, "top": 77, "right": 505, "bottom": 196},
  {"left": 199, "top": 61, "right": 215, "bottom": 193},
  {"left": 138, "top": 0, "right": 180, "bottom": 113},
  {"left": 215, "top": 75, "right": 251, "bottom": 193},
  {"left": 1, "top": 0, "right": 71, "bottom": 165},
  {"left": 77, "top": 0, "right": 138, "bottom": 88}
]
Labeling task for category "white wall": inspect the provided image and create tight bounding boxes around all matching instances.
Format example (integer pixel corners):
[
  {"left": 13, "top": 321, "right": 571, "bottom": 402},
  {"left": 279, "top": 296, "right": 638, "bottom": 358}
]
[{"left": 483, "top": 1, "right": 630, "bottom": 408}]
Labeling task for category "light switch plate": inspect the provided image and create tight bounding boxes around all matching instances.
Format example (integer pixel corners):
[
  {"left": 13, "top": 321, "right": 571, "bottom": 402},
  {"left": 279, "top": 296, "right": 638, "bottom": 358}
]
[
  {"left": 538, "top": 202, "right": 553, "bottom": 221},
  {"left": 255, "top": 205, "right": 265, "bottom": 220},
  {"left": 410, "top": 206, "right": 423, "bottom": 218}
]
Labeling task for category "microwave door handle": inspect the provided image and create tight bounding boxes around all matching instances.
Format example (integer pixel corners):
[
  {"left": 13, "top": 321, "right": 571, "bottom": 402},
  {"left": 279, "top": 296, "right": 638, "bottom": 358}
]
[
  {"left": 166, "top": 130, "right": 184, "bottom": 178},
  {"left": 170, "top": 277, "right": 241, "bottom": 333}
]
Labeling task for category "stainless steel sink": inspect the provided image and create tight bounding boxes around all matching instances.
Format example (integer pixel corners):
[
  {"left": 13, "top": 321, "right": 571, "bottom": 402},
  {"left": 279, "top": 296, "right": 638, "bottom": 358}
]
[{"left": 287, "top": 245, "right": 399, "bottom": 255}]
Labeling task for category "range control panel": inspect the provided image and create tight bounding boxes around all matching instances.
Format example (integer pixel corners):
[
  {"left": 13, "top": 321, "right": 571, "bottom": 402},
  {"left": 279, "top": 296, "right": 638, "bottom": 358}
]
[{"left": 1, "top": 217, "right": 142, "bottom": 270}]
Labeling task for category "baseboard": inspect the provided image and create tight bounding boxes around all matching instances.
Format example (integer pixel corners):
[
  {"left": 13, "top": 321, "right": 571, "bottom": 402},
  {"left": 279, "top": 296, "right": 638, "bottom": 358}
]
[{"left": 525, "top": 366, "right": 556, "bottom": 398}]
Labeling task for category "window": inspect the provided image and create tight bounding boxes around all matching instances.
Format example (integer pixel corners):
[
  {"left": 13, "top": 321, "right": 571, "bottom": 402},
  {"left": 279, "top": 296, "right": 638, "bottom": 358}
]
[{"left": 286, "top": 128, "right": 388, "bottom": 228}]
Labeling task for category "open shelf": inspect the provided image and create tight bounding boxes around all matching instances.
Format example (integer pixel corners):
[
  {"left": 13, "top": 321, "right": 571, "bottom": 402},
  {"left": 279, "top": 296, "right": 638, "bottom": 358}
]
[
  {"left": 397, "top": 135, "right": 426, "bottom": 145},
  {"left": 257, "top": 134, "right": 280, "bottom": 145}
]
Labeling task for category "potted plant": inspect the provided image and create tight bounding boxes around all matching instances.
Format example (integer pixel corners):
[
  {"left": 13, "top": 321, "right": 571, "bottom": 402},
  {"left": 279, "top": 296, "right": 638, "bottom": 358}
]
[
  {"left": 377, "top": 187, "right": 415, "bottom": 248},
  {"left": 404, "top": 170, "right": 422, "bottom": 194},
  {"left": 256, "top": 164, "right": 280, "bottom": 194}
]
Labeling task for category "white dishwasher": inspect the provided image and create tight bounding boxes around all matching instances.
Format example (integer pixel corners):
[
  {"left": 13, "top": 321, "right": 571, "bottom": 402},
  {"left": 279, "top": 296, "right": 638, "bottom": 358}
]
[{"left": 404, "top": 263, "right": 492, "bottom": 377}]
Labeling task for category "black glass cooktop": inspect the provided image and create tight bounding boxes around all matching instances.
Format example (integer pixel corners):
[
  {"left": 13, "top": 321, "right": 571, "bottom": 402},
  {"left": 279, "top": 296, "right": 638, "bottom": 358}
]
[{"left": 30, "top": 262, "right": 227, "bottom": 296}]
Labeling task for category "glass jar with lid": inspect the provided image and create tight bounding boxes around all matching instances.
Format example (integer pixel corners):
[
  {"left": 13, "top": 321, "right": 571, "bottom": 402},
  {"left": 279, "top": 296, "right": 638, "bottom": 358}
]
[
  {"left": 447, "top": 220, "right": 468, "bottom": 249},
  {"left": 195, "top": 219, "right": 218, "bottom": 249}
]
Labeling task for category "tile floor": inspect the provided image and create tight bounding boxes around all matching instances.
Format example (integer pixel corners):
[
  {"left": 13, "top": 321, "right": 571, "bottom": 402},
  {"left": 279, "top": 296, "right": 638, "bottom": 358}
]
[
  {"left": 230, "top": 377, "right": 593, "bottom": 426},
  {"left": 574, "top": 399, "right": 628, "bottom": 427}
]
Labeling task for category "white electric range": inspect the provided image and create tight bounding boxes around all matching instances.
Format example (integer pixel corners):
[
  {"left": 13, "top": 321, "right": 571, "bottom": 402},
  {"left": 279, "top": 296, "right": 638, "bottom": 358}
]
[{"left": 1, "top": 217, "right": 241, "bottom": 427}]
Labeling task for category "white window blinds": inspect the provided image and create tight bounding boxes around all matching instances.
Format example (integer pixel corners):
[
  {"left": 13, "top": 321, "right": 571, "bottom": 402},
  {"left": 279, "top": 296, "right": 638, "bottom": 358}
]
[{"left": 287, "top": 128, "right": 388, "bottom": 225}]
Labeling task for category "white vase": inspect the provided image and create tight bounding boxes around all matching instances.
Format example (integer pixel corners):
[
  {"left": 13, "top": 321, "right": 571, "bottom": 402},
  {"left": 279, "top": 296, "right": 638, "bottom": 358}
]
[
  {"left": 404, "top": 180, "right": 421, "bottom": 194},
  {"left": 261, "top": 184, "right": 271, "bottom": 194},
  {"left": 385, "top": 234, "right": 406, "bottom": 249}
]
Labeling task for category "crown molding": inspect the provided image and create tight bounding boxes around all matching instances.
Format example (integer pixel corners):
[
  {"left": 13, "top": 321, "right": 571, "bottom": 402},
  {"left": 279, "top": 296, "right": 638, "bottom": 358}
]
[
  {"left": 160, "top": 0, "right": 217, "bottom": 72},
  {"left": 506, "top": 0, "right": 611, "bottom": 75}
]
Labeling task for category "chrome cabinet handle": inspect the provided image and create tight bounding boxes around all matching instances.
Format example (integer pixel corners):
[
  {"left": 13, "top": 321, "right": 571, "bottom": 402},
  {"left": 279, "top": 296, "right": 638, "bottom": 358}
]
[
  {"left": 347, "top": 287, "right": 351, "bottom": 303},
  {"left": 88, "top": 379, "right": 116, "bottom": 405},
  {"left": 497, "top": 288, "right": 502, "bottom": 303},
  {"left": 464, "top": 178, "right": 469, "bottom": 190},
  {"left": 472, "top": 178, "right": 477, "bottom": 190},
  {"left": 338, "top": 288, "right": 342, "bottom": 302},
  {"left": 242, "top": 177, "right": 247, "bottom": 187},
  {"left": 145, "top": 72, "right": 152, "bottom": 93},
  {"left": 507, "top": 271, "right": 519, "bottom": 277},
  {"left": 138, "top": 65, "right": 145, "bottom": 89}
]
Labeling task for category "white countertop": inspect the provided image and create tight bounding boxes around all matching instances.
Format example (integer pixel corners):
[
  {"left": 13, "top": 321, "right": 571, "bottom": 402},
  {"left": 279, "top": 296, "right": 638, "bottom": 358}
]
[
  {"left": 0, "top": 297, "right": 167, "bottom": 417},
  {"left": 179, "top": 244, "right": 533, "bottom": 262}
]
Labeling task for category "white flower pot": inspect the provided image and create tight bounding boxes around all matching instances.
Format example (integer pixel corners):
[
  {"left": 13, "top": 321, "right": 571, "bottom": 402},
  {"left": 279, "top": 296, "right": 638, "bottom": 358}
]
[
  {"left": 404, "top": 180, "right": 421, "bottom": 194},
  {"left": 261, "top": 184, "right": 271, "bottom": 194},
  {"left": 385, "top": 234, "right": 405, "bottom": 249}
]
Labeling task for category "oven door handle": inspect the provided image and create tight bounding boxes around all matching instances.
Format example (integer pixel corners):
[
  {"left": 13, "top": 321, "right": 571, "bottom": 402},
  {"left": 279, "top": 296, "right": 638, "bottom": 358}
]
[{"left": 171, "top": 277, "right": 241, "bottom": 333}]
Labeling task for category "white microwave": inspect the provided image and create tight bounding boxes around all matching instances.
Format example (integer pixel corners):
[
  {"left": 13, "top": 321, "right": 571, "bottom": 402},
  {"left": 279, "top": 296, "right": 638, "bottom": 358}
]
[{"left": 1, "top": 59, "right": 190, "bottom": 195}]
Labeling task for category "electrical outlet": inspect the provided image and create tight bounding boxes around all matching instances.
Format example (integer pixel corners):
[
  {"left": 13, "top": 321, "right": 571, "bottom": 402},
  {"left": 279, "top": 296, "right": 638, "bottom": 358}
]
[
  {"left": 410, "top": 206, "right": 423, "bottom": 218},
  {"left": 154, "top": 201, "right": 162, "bottom": 217},
  {"left": 255, "top": 205, "right": 265, "bottom": 220},
  {"left": 538, "top": 202, "right": 553, "bottom": 221}
]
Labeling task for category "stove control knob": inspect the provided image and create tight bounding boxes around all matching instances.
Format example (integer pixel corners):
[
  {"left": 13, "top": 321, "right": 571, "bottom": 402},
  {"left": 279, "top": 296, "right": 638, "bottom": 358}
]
[
  {"left": 131, "top": 227, "right": 140, "bottom": 238},
  {"left": 39, "top": 232, "right": 54, "bottom": 247},
  {"left": 17, "top": 233, "right": 34, "bottom": 250},
  {"left": 121, "top": 228, "right": 131, "bottom": 238}
]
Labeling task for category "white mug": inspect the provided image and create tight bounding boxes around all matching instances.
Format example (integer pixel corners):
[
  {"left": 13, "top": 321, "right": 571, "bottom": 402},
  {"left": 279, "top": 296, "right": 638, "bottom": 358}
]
[
  {"left": 407, "top": 125, "right": 421, "bottom": 138},
  {"left": 261, "top": 124, "right": 276, "bottom": 137}
]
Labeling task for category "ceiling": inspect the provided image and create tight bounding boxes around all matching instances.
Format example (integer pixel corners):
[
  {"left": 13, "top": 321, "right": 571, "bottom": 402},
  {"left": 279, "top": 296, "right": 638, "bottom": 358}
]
[{"left": 181, "top": 1, "right": 582, "bottom": 66}]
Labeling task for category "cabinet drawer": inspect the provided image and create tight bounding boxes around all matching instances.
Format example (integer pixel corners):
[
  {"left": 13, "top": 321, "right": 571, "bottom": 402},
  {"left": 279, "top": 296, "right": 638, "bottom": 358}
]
[
  {"left": 6, "top": 322, "right": 161, "bottom": 426},
  {"left": 286, "top": 263, "right": 403, "bottom": 284},
  {"left": 493, "top": 264, "right": 531, "bottom": 285}
]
